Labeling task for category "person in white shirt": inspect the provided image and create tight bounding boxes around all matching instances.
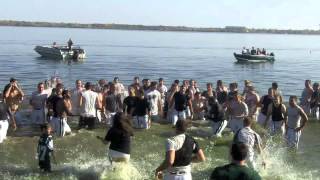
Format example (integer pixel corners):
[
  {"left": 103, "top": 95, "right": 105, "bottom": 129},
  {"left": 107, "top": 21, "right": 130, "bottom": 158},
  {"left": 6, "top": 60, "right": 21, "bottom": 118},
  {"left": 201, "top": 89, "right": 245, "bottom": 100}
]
[
  {"left": 146, "top": 81, "right": 162, "bottom": 122},
  {"left": 79, "top": 82, "right": 99, "bottom": 130},
  {"left": 233, "top": 117, "right": 265, "bottom": 169},
  {"left": 30, "top": 82, "right": 48, "bottom": 124}
]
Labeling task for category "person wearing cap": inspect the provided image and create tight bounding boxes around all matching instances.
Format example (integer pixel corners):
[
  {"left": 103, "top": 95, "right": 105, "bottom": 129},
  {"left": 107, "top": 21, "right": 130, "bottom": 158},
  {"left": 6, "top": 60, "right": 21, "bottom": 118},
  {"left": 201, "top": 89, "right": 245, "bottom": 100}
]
[
  {"left": 210, "top": 143, "right": 261, "bottom": 180},
  {"left": 3, "top": 78, "right": 24, "bottom": 130},
  {"left": 30, "top": 82, "right": 49, "bottom": 124},
  {"left": 155, "top": 120, "right": 205, "bottom": 180},
  {"left": 79, "top": 82, "right": 99, "bottom": 129}
]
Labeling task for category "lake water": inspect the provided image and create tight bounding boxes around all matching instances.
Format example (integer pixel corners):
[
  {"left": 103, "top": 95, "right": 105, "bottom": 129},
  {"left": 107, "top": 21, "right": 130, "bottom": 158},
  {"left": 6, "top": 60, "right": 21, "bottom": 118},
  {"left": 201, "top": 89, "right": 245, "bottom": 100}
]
[{"left": 0, "top": 26, "right": 320, "bottom": 180}]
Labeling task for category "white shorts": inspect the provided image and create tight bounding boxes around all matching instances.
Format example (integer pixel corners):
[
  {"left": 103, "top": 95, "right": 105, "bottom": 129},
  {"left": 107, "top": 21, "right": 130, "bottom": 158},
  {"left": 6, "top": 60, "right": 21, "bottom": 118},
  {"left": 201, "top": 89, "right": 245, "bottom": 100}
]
[
  {"left": 96, "top": 109, "right": 106, "bottom": 123},
  {"left": 164, "top": 171, "right": 192, "bottom": 180},
  {"left": 286, "top": 128, "right": 301, "bottom": 149},
  {"left": 271, "top": 120, "right": 285, "bottom": 136},
  {"left": 211, "top": 120, "right": 228, "bottom": 137},
  {"left": 257, "top": 113, "right": 271, "bottom": 128},
  {"left": 133, "top": 115, "right": 149, "bottom": 129},
  {"left": 105, "top": 112, "right": 116, "bottom": 126},
  {"left": 0, "top": 120, "right": 9, "bottom": 143},
  {"left": 31, "top": 109, "right": 46, "bottom": 124},
  {"left": 229, "top": 117, "right": 244, "bottom": 133},
  {"left": 109, "top": 149, "right": 130, "bottom": 162},
  {"left": 51, "top": 117, "right": 71, "bottom": 137},
  {"left": 172, "top": 110, "right": 186, "bottom": 126}
]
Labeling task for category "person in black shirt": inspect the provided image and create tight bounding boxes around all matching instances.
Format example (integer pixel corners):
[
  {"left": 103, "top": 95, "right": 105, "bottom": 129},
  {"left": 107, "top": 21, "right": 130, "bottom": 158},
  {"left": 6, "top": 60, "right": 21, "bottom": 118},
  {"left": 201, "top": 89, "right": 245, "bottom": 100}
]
[
  {"left": 97, "top": 112, "right": 133, "bottom": 162},
  {"left": 132, "top": 89, "right": 151, "bottom": 129},
  {"left": 169, "top": 86, "right": 191, "bottom": 126},
  {"left": 123, "top": 86, "right": 138, "bottom": 117},
  {"left": 37, "top": 123, "right": 54, "bottom": 172},
  {"left": 206, "top": 97, "right": 228, "bottom": 138}
]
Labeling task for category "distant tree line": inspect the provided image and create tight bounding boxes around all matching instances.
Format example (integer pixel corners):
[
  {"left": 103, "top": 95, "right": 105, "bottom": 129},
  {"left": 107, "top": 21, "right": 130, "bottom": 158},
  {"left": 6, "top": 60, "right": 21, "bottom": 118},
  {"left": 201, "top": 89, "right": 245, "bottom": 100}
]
[{"left": 0, "top": 20, "right": 319, "bottom": 35}]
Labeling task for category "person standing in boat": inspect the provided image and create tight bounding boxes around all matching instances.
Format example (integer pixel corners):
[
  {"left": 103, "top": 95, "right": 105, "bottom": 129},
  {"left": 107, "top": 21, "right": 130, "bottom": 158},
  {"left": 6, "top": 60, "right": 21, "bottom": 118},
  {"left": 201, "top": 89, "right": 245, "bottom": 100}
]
[
  {"left": 250, "top": 47, "right": 256, "bottom": 55},
  {"left": 67, "top": 38, "right": 73, "bottom": 50}
]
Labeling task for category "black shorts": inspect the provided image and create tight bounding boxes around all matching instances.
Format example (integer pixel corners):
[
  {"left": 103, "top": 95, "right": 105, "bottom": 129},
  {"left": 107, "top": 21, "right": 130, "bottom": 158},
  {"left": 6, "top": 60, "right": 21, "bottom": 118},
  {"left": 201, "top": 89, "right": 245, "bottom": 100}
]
[
  {"left": 79, "top": 116, "right": 96, "bottom": 129},
  {"left": 39, "top": 159, "right": 51, "bottom": 172}
]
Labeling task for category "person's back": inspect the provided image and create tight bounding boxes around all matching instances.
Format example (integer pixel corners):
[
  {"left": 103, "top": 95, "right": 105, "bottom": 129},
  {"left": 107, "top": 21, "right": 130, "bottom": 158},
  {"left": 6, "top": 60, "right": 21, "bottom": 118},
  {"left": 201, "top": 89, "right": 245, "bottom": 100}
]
[
  {"left": 210, "top": 143, "right": 261, "bottom": 180},
  {"left": 210, "top": 163, "right": 261, "bottom": 180}
]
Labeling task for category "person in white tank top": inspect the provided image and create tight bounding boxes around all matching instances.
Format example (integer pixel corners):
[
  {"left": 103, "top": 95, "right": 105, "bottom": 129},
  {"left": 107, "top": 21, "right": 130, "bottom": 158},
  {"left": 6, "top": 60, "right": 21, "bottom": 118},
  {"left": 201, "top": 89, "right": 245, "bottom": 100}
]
[{"left": 285, "top": 96, "right": 308, "bottom": 149}]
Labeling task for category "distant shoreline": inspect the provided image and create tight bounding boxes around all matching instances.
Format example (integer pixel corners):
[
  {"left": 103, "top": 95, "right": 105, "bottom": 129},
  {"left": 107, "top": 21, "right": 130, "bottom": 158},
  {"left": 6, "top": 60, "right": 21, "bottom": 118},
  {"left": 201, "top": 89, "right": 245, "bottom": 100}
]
[{"left": 1, "top": 20, "right": 320, "bottom": 35}]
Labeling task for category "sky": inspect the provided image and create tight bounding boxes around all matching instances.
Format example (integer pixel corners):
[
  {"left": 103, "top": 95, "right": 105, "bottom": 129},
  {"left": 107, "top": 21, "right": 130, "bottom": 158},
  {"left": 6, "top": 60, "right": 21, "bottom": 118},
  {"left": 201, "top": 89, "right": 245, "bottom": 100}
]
[{"left": 1, "top": 0, "right": 319, "bottom": 30}]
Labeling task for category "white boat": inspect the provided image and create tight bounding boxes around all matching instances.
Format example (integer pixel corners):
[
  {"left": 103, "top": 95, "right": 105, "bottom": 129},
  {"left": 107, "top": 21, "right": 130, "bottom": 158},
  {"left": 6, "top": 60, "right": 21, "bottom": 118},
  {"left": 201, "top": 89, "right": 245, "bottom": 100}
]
[{"left": 34, "top": 45, "right": 86, "bottom": 60}]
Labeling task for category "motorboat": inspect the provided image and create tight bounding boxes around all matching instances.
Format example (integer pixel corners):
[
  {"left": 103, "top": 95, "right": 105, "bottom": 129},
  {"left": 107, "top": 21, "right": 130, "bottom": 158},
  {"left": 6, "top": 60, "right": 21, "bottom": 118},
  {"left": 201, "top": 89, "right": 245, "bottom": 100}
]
[
  {"left": 234, "top": 53, "right": 275, "bottom": 62},
  {"left": 34, "top": 45, "right": 86, "bottom": 60}
]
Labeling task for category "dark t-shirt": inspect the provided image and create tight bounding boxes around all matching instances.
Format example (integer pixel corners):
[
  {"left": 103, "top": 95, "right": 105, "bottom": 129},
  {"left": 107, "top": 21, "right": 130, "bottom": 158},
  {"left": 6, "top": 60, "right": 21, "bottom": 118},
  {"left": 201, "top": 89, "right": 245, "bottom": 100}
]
[
  {"left": 0, "top": 102, "right": 9, "bottom": 120},
  {"left": 105, "top": 94, "right": 121, "bottom": 112},
  {"left": 201, "top": 90, "right": 216, "bottom": 99},
  {"left": 47, "top": 95, "right": 63, "bottom": 117},
  {"left": 123, "top": 96, "right": 138, "bottom": 115},
  {"left": 174, "top": 92, "right": 188, "bottom": 111},
  {"left": 105, "top": 128, "right": 132, "bottom": 154},
  {"left": 134, "top": 98, "right": 150, "bottom": 116},
  {"left": 210, "top": 163, "right": 261, "bottom": 180}
]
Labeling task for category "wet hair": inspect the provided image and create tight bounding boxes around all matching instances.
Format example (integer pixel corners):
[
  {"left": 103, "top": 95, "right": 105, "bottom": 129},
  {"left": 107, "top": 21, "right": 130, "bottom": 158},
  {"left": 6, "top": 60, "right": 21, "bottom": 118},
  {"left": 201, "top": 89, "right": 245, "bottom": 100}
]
[
  {"left": 206, "top": 83, "right": 213, "bottom": 87},
  {"left": 231, "top": 143, "right": 248, "bottom": 161},
  {"left": 290, "top": 95, "right": 298, "bottom": 101},
  {"left": 134, "top": 76, "right": 139, "bottom": 80},
  {"left": 243, "top": 117, "right": 253, "bottom": 127},
  {"left": 175, "top": 120, "right": 188, "bottom": 133},
  {"left": 174, "top": 80, "right": 180, "bottom": 84},
  {"left": 38, "top": 82, "right": 44, "bottom": 87},
  {"left": 10, "top": 78, "right": 17, "bottom": 83},
  {"left": 56, "top": 83, "right": 63, "bottom": 89},
  {"left": 159, "top": 78, "right": 164, "bottom": 82},
  {"left": 272, "top": 82, "right": 278, "bottom": 89},
  {"left": 40, "top": 123, "right": 50, "bottom": 131},
  {"left": 112, "top": 112, "right": 133, "bottom": 136},
  {"left": 85, "top": 82, "right": 92, "bottom": 90},
  {"left": 151, "top": 81, "right": 158, "bottom": 87},
  {"left": 62, "top": 89, "right": 70, "bottom": 98},
  {"left": 194, "top": 91, "right": 201, "bottom": 96}
]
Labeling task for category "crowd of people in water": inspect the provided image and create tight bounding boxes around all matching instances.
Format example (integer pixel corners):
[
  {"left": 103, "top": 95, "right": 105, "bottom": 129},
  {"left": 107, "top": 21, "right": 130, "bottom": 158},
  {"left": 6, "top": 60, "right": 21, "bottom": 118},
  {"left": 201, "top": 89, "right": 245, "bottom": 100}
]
[
  {"left": 241, "top": 46, "right": 274, "bottom": 56},
  {"left": 1, "top": 76, "right": 319, "bottom": 179}
]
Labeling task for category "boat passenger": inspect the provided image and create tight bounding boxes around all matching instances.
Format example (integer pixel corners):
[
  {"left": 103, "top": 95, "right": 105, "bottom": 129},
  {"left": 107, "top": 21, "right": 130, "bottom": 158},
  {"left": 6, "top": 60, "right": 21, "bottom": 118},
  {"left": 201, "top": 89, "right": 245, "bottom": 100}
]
[
  {"left": 257, "top": 48, "right": 261, "bottom": 55},
  {"left": 67, "top": 38, "right": 73, "bottom": 50},
  {"left": 261, "top": 48, "right": 266, "bottom": 55},
  {"left": 251, "top": 47, "right": 256, "bottom": 55},
  {"left": 242, "top": 47, "right": 247, "bottom": 54}
]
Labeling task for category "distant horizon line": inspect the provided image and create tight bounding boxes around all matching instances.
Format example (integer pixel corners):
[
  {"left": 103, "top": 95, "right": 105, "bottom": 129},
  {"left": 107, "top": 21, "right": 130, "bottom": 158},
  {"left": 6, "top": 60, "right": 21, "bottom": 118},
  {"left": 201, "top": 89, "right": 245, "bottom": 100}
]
[{"left": 0, "top": 19, "right": 320, "bottom": 35}]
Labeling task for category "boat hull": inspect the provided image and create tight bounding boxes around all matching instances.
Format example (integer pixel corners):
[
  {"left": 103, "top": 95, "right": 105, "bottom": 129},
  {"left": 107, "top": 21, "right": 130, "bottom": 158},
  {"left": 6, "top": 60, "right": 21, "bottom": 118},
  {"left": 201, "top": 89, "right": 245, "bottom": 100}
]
[
  {"left": 234, "top": 53, "right": 275, "bottom": 62},
  {"left": 34, "top": 46, "right": 86, "bottom": 60}
]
